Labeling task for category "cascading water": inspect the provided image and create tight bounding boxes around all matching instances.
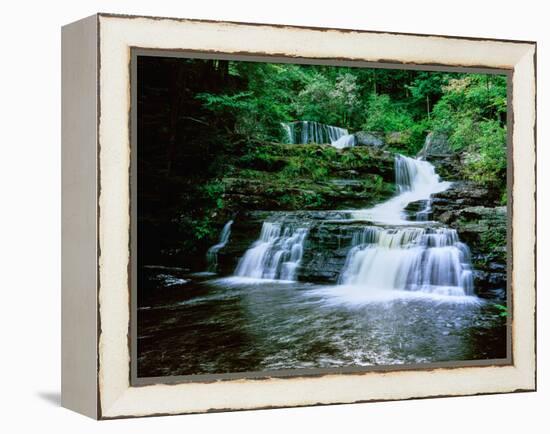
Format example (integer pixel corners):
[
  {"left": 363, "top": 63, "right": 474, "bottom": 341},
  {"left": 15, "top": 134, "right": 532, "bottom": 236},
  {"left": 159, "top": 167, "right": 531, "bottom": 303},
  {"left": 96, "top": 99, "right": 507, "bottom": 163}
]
[
  {"left": 281, "top": 121, "right": 350, "bottom": 147},
  {"left": 337, "top": 155, "right": 475, "bottom": 297},
  {"left": 234, "top": 222, "right": 308, "bottom": 281},
  {"left": 232, "top": 152, "right": 476, "bottom": 298},
  {"left": 352, "top": 154, "right": 450, "bottom": 225},
  {"left": 206, "top": 220, "right": 233, "bottom": 272},
  {"left": 331, "top": 134, "right": 356, "bottom": 149},
  {"left": 339, "top": 226, "right": 474, "bottom": 296}
]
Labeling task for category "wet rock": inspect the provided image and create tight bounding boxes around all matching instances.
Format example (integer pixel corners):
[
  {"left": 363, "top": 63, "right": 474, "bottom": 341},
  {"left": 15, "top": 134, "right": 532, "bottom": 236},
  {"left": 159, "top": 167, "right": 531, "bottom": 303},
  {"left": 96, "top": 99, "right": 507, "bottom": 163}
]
[
  {"left": 404, "top": 200, "right": 431, "bottom": 220},
  {"left": 431, "top": 204, "right": 507, "bottom": 299},
  {"left": 431, "top": 181, "right": 501, "bottom": 218},
  {"left": 385, "top": 131, "right": 411, "bottom": 146},
  {"left": 473, "top": 270, "right": 507, "bottom": 300},
  {"left": 219, "top": 211, "right": 376, "bottom": 283},
  {"left": 405, "top": 201, "right": 428, "bottom": 213},
  {"left": 427, "top": 154, "right": 465, "bottom": 180},
  {"left": 354, "top": 131, "right": 385, "bottom": 147},
  {"left": 418, "top": 132, "right": 451, "bottom": 157}
]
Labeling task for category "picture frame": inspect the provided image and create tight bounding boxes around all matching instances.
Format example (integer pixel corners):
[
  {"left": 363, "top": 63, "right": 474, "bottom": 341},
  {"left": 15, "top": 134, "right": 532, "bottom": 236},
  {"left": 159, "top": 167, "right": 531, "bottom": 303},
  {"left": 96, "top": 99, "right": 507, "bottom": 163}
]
[{"left": 61, "top": 13, "right": 536, "bottom": 419}]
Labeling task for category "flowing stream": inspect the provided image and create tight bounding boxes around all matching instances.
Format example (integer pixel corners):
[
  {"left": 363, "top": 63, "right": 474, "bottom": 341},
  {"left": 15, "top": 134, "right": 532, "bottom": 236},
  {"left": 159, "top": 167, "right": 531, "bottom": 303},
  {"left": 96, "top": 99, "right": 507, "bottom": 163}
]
[
  {"left": 231, "top": 153, "right": 473, "bottom": 298},
  {"left": 351, "top": 155, "right": 450, "bottom": 224},
  {"left": 336, "top": 154, "right": 473, "bottom": 297},
  {"left": 140, "top": 139, "right": 506, "bottom": 376},
  {"left": 234, "top": 222, "right": 308, "bottom": 281}
]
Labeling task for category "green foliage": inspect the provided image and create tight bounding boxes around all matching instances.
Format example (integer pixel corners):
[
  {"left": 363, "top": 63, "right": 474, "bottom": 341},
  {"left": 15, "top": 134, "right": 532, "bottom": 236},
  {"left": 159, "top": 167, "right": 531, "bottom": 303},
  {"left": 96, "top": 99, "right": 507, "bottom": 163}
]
[
  {"left": 238, "top": 150, "right": 286, "bottom": 172},
  {"left": 176, "top": 181, "right": 227, "bottom": 253},
  {"left": 281, "top": 156, "right": 329, "bottom": 181},
  {"left": 197, "top": 62, "right": 305, "bottom": 141},
  {"left": 362, "top": 93, "right": 414, "bottom": 132},
  {"left": 407, "top": 119, "right": 430, "bottom": 155},
  {"left": 406, "top": 72, "right": 451, "bottom": 113},
  {"left": 493, "top": 303, "right": 508, "bottom": 317},
  {"left": 477, "top": 226, "right": 507, "bottom": 266},
  {"left": 174, "top": 214, "right": 215, "bottom": 257},
  {"left": 462, "top": 121, "right": 507, "bottom": 184},
  {"left": 189, "top": 217, "right": 213, "bottom": 240},
  {"left": 429, "top": 74, "right": 507, "bottom": 191},
  {"left": 294, "top": 72, "right": 362, "bottom": 127},
  {"left": 360, "top": 94, "right": 428, "bottom": 155},
  {"left": 278, "top": 190, "right": 325, "bottom": 209},
  {"left": 195, "top": 63, "right": 507, "bottom": 188},
  {"left": 362, "top": 175, "right": 393, "bottom": 197},
  {"left": 500, "top": 190, "right": 508, "bottom": 206},
  {"left": 164, "top": 61, "right": 509, "bottom": 262},
  {"left": 203, "top": 181, "right": 225, "bottom": 210}
]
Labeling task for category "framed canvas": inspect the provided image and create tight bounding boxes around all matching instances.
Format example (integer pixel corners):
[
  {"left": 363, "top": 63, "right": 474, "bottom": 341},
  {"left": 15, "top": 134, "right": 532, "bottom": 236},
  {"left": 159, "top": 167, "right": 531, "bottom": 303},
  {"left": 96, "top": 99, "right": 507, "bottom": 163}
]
[{"left": 61, "top": 13, "right": 536, "bottom": 419}]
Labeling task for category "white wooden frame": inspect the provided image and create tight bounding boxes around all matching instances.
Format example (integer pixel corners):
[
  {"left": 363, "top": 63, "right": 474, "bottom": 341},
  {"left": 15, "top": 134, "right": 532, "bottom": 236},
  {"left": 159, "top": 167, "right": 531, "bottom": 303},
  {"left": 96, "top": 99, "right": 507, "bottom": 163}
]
[{"left": 62, "top": 13, "right": 536, "bottom": 419}]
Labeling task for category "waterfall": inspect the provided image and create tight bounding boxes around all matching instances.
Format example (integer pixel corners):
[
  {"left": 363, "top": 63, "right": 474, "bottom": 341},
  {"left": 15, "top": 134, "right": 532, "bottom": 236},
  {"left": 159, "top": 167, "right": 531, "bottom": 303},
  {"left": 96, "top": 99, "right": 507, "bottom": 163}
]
[
  {"left": 228, "top": 149, "right": 476, "bottom": 298},
  {"left": 281, "top": 121, "right": 349, "bottom": 146},
  {"left": 340, "top": 155, "right": 474, "bottom": 297},
  {"left": 281, "top": 123, "right": 293, "bottom": 144},
  {"left": 331, "top": 134, "right": 356, "bottom": 149},
  {"left": 339, "top": 226, "right": 474, "bottom": 296},
  {"left": 234, "top": 222, "right": 308, "bottom": 281},
  {"left": 352, "top": 154, "right": 450, "bottom": 224},
  {"left": 206, "top": 220, "right": 233, "bottom": 272}
]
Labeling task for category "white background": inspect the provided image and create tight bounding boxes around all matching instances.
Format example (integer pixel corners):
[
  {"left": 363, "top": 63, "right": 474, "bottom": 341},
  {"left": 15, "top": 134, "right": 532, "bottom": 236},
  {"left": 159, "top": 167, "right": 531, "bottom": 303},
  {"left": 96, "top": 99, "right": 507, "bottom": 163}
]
[{"left": 0, "top": 0, "right": 546, "bottom": 432}]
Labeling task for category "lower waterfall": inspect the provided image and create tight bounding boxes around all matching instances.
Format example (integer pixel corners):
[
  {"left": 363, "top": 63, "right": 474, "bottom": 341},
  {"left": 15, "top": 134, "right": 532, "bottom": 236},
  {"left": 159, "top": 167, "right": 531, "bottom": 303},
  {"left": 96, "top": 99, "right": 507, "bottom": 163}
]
[
  {"left": 232, "top": 152, "right": 476, "bottom": 298},
  {"left": 234, "top": 222, "right": 308, "bottom": 281},
  {"left": 339, "top": 226, "right": 474, "bottom": 296},
  {"left": 339, "top": 155, "right": 474, "bottom": 296}
]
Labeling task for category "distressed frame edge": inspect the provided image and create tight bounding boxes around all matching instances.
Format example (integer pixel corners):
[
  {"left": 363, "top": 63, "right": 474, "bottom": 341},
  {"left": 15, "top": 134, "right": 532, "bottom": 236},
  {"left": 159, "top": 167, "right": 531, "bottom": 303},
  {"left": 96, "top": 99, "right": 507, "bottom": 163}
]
[
  {"left": 95, "top": 14, "right": 536, "bottom": 419},
  {"left": 129, "top": 49, "right": 514, "bottom": 388},
  {"left": 95, "top": 11, "right": 537, "bottom": 46},
  {"left": 61, "top": 13, "right": 100, "bottom": 420}
]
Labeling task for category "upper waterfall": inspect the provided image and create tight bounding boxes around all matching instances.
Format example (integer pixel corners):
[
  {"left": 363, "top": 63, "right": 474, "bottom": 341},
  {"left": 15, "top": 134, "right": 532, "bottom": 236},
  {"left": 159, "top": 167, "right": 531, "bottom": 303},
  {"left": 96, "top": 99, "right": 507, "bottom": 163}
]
[
  {"left": 281, "top": 121, "right": 351, "bottom": 147},
  {"left": 352, "top": 155, "right": 450, "bottom": 225}
]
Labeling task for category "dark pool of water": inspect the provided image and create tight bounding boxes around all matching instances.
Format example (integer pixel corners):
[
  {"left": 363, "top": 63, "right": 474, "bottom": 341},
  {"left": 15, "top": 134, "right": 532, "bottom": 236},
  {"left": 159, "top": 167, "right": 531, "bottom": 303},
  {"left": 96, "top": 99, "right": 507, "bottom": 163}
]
[{"left": 137, "top": 272, "right": 507, "bottom": 378}]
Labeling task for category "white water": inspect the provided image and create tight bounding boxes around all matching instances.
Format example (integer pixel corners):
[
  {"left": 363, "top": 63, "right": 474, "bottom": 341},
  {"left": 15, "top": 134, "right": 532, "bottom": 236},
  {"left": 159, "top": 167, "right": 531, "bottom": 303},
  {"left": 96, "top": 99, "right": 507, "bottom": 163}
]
[
  {"left": 234, "top": 222, "right": 308, "bottom": 281},
  {"left": 232, "top": 152, "right": 475, "bottom": 298},
  {"left": 339, "top": 226, "right": 474, "bottom": 296},
  {"left": 339, "top": 156, "right": 474, "bottom": 297},
  {"left": 351, "top": 154, "right": 450, "bottom": 224},
  {"left": 281, "top": 121, "right": 349, "bottom": 146},
  {"left": 331, "top": 134, "right": 356, "bottom": 149},
  {"left": 206, "top": 220, "right": 233, "bottom": 272},
  {"left": 311, "top": 285, "right": 480, "bottom": 307}
]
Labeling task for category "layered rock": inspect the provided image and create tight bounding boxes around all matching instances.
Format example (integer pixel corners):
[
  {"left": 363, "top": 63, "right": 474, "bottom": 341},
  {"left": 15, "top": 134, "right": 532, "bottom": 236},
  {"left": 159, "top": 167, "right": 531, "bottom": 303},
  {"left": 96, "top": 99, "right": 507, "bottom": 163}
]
[
  {"left": 217, "top": 211, "right": 366, "bottom": 282},
  {"left": 431, "top": 181, "right": 501, "bottom": 217},
  {"left": 430, "top": 183, "right": 507, "bottom": 300},
  {"left": 219, "top": 144, "right": 396, "bottom": 212},
  {"left": 354, "top": 131, "right": 412, "bottom": 149},
  {"left": 354, "top": 131, "right": 385, "bottom": 147},
  {"left": 298, "top": 220, "right": 366, "bottom": 283},
  {"left": 418, "top": 132, "right": 451, "bottom": 157}
]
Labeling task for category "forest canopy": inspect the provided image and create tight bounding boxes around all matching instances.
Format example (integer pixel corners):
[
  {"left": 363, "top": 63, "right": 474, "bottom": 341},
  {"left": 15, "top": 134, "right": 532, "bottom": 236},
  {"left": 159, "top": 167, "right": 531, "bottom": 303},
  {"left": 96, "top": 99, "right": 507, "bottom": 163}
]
[
  {"left": 196, "top": 62, "right": 507, "bottom": 159},
  {"left": 137, "top": 56, "right": 508, "bottom": 265}
]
